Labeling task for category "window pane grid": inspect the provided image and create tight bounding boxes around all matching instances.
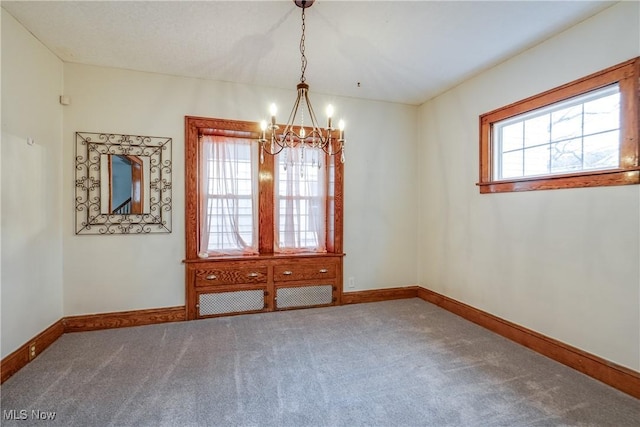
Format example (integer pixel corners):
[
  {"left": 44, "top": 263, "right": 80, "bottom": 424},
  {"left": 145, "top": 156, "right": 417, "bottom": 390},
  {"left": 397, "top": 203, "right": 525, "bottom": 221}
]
[
  {"left": 275, "top": 147, "right": 326, "bottom": 251},
  {"left": 205, "top": 195, "right": 254, "bottom": 250},
  {"left": 277, "top": 196, "right": 323, "bottom": 248},
  {"left": 501, "top": 127, "right": 619, "bottom": 155},
  {"left": 201, "top": 136, "right": 258, "bottom": 254},
  {"left": 494, "top": 84, "right": 620, "bottom": 180}
]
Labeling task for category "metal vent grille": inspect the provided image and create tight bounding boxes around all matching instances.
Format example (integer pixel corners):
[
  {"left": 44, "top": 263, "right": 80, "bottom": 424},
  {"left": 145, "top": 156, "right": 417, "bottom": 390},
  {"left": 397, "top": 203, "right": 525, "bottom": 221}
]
[
  {"left": 276, "top": 285, "right": 333, "bottom": 309},
  {"left": 199, "top": 290, "right": 264, "bottom": 316}
]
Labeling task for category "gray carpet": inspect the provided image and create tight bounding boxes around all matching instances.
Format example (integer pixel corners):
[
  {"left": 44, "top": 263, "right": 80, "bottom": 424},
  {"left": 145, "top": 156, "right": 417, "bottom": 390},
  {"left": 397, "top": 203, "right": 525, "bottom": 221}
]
[{"left": 1, "top": 298, "right": 638, "bottom": 426}]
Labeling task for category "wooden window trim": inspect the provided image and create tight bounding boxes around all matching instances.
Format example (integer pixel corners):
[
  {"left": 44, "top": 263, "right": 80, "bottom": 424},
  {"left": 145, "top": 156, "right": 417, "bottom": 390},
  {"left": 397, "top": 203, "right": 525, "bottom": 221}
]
[
  {"left": 184, "top": 116, "right": 344, "bottom": 260},
  {"left": 478, "top": 57, "right": 640, "bottom": 194}
]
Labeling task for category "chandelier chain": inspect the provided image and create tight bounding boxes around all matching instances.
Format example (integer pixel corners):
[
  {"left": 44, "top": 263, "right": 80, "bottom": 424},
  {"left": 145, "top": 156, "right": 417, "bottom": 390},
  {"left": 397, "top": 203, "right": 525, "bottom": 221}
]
[{"left": 300, "top": 6, "right": 307, "bottom": 83}]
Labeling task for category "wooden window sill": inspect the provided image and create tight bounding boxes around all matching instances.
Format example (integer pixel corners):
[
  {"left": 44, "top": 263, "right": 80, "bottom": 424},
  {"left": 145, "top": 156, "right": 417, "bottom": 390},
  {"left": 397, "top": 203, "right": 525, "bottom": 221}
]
[{"left": 477, "top": 167, "right": 640, "bottom": 193}]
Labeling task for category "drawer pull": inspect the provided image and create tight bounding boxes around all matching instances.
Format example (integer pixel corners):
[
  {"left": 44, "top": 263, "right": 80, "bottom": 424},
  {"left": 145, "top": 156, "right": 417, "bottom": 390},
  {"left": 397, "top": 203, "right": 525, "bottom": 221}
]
[
  {"left": 319, "top": 268, "right": 329, "bottom": 273},
  {"left": 247, "top": 272, "right": 259, "bottom": 278},
  {"left": 282, "top": 271, "right": 293, "bottom": 276},
  {"left": 205, "top": 274, "right": 218, "bottom": 280}
]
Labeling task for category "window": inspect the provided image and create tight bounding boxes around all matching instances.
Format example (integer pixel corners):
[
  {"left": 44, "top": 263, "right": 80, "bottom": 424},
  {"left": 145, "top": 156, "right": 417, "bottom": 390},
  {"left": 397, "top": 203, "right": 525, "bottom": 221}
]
[
  {"left": 184, "top": 116, "right": 343, "bottom": 260},
  {"left": 275, "top": 146, "right": 327, "bottom": 253},
  {"left": 479, "top": 57, "right": 639, "bottom": 193},
  {"left": 199, "top": 135, "right": 258, "bottom": 255},
  {"left": 495, "top": 85, "right": 620, "bottom": 179}
]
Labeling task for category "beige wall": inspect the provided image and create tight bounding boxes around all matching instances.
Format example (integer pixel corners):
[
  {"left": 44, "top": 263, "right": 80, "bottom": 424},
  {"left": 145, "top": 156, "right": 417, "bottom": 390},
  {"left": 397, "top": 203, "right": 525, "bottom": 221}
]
[
  {"left": 61, "top": 63, "right": 419, "bottom": 316},
  {"left": 417, "top": 1, "right": 640, "bottom": 370},
  {"left": 1, "top": 10, "right": 64, "bottom": 358}
]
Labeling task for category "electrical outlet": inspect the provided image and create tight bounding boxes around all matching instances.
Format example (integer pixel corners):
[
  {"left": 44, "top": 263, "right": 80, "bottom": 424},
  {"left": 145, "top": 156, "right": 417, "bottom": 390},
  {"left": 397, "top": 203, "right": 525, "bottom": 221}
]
[
  {"left": 347, "top": 277, "right": 355, "bottom": 289},
  {"left": 29, "top": 343, "right": 37, "bottom": 361}
]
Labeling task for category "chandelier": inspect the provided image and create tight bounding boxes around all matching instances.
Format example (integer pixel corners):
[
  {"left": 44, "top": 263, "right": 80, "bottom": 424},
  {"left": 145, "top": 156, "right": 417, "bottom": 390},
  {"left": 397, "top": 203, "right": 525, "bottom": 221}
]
[{"left": 259, "top": 0, "right": 345, "bottom": 165}]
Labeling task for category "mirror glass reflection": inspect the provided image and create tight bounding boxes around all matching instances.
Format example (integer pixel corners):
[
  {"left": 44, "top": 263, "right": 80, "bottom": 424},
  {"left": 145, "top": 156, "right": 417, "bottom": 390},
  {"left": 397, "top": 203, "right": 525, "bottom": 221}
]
[{"left": 100, "top": 155, "right": 150, "bottom": 214}]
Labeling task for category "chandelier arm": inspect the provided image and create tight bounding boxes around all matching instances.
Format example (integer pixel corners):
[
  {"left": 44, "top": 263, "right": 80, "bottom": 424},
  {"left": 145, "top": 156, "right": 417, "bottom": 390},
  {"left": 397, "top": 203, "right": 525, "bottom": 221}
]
[
  {"left": 282, "top": 89, "right": 304, "bottom": 144},
  {"left": 262, "top": 139, "right": 287, "bottom": 156},
  {"left": 302, "top": 89, "right": 326, "bottom": 144},
  {"left": 319, "top": 139, "right": 345, "bottom": 156}
]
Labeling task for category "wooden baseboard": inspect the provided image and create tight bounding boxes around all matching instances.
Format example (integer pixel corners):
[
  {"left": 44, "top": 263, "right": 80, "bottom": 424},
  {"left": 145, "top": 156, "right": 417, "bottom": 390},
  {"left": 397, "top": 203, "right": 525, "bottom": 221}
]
[
  {"left": 1, "top": 306, "right": 187, "bottom": 383},
  {"left": 1, "top": 319, "right": 65, "bottom": 384},
  {"left": 416, "top": 287, "right": 640, "bottom": 399},
  {"left": 341, "top": 286, "right": 419, "bottom": 304},
  {"left": 63, "top": 306, "right": 186, "bottom": 332}
]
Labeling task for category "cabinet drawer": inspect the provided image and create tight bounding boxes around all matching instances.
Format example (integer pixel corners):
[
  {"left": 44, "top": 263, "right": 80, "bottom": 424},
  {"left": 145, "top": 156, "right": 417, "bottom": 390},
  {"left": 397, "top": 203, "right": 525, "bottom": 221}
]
[
  {"left": 274, "top": 262, "right": 336, "bottom": 282},
  {"left": 194, "top": 267, "right": 268, "bottom": 286}
]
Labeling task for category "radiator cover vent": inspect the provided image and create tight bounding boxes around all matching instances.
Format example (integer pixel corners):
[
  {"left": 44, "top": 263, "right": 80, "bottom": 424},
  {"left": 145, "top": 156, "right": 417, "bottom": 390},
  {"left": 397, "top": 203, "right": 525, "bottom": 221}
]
[
  {"left": 199, "top": 290, "right": 264, "bottom": 316},
  {"left": 276, "top": 285, "right": 333, "bottom": 309}
]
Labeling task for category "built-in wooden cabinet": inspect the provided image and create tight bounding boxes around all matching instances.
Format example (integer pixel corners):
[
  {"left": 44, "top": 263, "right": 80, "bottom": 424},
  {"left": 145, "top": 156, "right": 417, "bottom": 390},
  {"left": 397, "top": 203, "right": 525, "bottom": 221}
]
[
  {"left": 184, "top": 116, "right": 344, "bottom": 320},
  {"left": 185, "top": 254, "right": 342, "bottom": 319}
]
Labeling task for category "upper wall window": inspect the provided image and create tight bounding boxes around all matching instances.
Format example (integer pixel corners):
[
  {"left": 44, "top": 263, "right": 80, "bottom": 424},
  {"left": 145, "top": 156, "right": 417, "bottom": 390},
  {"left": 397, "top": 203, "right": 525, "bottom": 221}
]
[
  {"left": 494, "top": 85, "right": 620, "bottom": 179},
  {"left": 478, "top": 57, "right": 639, "bottom": 193}
]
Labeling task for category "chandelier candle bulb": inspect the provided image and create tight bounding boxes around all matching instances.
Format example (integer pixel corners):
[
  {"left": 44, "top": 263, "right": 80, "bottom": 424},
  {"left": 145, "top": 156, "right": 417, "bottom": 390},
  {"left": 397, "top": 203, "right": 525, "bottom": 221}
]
[
  {"left": 260, "top": 120, "right": 267, "bottom": 140},
  {"left": 339, "top": 120, "right": 345, "bottom": 140},
  {"left": 270, "top": 104, "right": 277, "bottom": 125},
  {"left": 326, "top": 104, "right": 334, "bottom": 117}
]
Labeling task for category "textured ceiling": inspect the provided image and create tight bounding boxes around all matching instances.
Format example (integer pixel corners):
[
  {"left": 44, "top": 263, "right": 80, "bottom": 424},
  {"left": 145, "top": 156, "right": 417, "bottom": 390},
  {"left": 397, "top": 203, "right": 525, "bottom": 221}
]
[{"left": 2, "top": 1, "right": 614, "bottom": 105}]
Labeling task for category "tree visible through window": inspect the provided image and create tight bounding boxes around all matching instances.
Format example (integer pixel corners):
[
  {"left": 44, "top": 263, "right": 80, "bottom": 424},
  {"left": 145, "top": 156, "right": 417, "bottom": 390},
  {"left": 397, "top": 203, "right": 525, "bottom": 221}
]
[
  {"left": 479, "top": 57, "right": 639, "bottom": 193},
  {"left": 494, "top": 85, "right": 620, "bottom": 179}
]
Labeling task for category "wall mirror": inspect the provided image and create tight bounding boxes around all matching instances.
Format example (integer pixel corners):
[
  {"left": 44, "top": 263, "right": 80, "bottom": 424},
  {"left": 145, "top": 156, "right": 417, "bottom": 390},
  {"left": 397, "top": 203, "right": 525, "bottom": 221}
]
[{"left": 75, "top": 132, "right": 172, "bottom": 234}]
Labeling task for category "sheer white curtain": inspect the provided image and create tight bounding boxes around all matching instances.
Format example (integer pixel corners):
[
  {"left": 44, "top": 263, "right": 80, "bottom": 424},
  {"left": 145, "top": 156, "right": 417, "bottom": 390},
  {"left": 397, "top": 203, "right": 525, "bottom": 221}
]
[
  {"left": 275, "top": 146, "right": 327, "bottom": 253},
  {"left": 199, "top": 135, "right": 258, "bottom": 257}
]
